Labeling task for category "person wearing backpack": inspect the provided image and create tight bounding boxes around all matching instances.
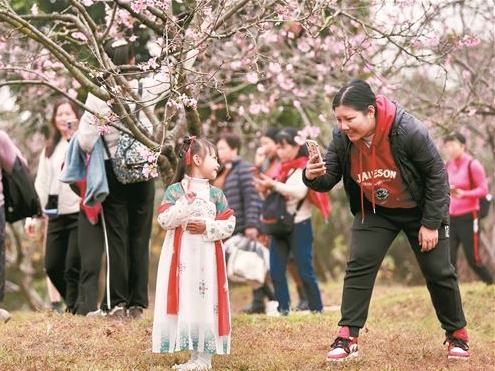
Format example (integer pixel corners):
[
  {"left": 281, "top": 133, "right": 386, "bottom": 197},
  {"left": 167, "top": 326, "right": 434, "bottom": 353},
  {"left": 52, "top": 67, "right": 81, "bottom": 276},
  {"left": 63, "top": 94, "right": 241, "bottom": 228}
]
[
  {"left": 254, "top": 127, "right": 311, "bottom": 312},
  {"left": 254, "top": 127, "right": 324, "bottom": 316},
  {"left": 77, "top": 38, "right": 170, "bottom": 319},
  {"left": 0, "top": 130, "right": 27, "bottom": 323},
  {"left": 443, "top": 132, "right": 493, "bottom": 285}
]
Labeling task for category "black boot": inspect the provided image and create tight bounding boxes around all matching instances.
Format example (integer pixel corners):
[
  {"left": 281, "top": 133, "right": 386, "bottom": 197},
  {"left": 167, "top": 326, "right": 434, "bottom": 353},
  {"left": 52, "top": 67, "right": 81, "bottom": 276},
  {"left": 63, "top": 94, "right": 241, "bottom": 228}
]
[
  {"left": 295, "top": 285, "right": 309, "bottom": 311},
  {"left": 242, "top": 287, "right": 265, "bottom": 314},
  {"left": 261, "top": 282, "right": 276, "bottom": 301}
]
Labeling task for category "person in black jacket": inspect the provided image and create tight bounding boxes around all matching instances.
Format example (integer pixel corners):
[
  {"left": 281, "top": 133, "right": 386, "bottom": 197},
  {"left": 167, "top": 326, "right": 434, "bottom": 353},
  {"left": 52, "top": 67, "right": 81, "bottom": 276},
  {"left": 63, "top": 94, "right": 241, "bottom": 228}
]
[
  {"left": 214, "top": 132, "right": 277, "bottom": 314},
  {"left": 0, "top": 130, "right": 26, "bottom": 323},
  {"left": 303, "top": 79, "right": 469, "bottom": 361}
]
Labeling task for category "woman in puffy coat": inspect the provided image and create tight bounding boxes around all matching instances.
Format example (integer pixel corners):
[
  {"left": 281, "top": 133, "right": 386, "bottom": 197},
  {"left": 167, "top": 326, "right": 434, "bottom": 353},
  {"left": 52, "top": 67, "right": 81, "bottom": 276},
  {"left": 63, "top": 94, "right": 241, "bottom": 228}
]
[{"left": 304, "top": 78, "right": 469, "bottom": 361}]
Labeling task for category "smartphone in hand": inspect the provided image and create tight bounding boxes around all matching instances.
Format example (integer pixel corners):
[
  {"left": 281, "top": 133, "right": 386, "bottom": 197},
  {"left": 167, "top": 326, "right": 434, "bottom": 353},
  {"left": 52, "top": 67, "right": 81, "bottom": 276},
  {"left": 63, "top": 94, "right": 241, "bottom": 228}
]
[{"left": 306, "top": 139, "right": 322, "bottom": 161}]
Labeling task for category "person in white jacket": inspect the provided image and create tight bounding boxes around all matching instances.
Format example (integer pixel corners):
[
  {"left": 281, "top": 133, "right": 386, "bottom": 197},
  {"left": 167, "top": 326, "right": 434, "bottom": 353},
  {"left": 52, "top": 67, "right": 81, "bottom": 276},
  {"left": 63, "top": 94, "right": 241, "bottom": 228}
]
[
  {"left": 27, "top": 98, "right": 82, "bottom": 313},
  {"left": 78, "top": 38, "right": 170, "bottom": 319}
]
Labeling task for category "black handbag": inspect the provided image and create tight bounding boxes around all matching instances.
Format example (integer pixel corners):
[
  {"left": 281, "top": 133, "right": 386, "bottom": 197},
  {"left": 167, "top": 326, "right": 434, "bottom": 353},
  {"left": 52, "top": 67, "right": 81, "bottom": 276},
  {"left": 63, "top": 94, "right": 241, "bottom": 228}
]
[
  {"left": 261, "top": 191, "right": 304, "bottom": 238},
  {"left": 2, "top": 156, "right": 42, "bottom": 223},
  {"left": 468, "top": 159, "right": 492, "bottom": 219}
]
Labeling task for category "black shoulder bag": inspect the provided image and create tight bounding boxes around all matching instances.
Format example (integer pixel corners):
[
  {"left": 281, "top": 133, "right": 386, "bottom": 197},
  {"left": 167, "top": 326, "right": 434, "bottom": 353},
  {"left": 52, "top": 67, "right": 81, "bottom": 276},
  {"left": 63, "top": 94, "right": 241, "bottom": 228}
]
[{"left": 2, "top": 156, "right": 42, "bottom": 223}]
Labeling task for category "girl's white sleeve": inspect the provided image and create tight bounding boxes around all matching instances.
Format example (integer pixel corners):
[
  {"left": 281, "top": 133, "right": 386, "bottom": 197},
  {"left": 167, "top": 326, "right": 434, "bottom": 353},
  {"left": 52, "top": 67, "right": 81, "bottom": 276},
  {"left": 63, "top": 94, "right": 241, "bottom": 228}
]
[
  {"left": 203, "top": 215, "right": 236, "bottom": 242},
  {"left": 157, "top": 198, "right": 194, "bottom": 230}
]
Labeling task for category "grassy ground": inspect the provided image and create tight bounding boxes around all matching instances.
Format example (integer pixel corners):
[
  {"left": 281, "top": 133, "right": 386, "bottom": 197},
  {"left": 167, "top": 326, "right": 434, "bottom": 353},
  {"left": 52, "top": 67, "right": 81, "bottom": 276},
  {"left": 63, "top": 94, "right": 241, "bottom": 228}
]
[{"left": 0, "top": 282, "right": 493, "bottom": 371}]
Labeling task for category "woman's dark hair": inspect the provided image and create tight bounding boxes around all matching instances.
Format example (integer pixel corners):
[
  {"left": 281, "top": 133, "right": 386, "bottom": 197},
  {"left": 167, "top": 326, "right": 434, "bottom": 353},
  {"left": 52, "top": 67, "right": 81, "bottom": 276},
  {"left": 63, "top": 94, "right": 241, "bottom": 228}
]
[
  {"left": 215, "top": 132, "right": 241, "bottom": 152},
  {"left": 332, "top": 78, "right": 377, "bottom": 115},
  {"left": 263, "top": 127, "right": 280, "bottom": 142},
  {"left": 275, "top": 127, "right": 308, "bottom": 157},
  {"left": 45, "top": 98, "right": 81, "bottom": 158},
  {"left": 171, "top": 136, "right": 218, "bottom": 184},
  {"left": 104, "top": 39, "right": 134, "bottom": 66},
  {"left": 443, "top": 132, "right": 466, "bottom": 145}
]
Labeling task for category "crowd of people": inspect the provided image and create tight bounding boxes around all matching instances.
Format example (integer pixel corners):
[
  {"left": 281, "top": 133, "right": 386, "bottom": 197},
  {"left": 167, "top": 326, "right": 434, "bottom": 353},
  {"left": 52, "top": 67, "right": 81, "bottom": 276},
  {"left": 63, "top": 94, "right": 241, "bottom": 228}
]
[{"left": 1, "top": 61, "right": 494, "bottom": 369}]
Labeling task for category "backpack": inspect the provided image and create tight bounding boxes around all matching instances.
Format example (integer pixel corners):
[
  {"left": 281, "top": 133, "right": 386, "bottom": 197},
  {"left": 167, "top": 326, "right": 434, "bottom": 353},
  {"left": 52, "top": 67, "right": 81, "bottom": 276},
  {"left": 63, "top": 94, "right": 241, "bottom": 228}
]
[
  {"left": 261, "top": 191, "right": 304, "bottom": 238},
  {"left": 468, "top": 159, "right": 492, "bottom": 219},
  {"left": 2, "top": 156, "right": 42, "bottom": 223},
  {"left": 108, "top": 80, "right": 158, "bottom": 184}
]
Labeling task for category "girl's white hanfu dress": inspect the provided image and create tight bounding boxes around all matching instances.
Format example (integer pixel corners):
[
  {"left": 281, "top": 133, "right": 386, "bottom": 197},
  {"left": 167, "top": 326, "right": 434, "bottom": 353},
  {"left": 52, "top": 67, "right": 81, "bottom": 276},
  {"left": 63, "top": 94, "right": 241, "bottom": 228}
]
[{"left": 152, "top": 176, "right": 236, "bottom": 355}]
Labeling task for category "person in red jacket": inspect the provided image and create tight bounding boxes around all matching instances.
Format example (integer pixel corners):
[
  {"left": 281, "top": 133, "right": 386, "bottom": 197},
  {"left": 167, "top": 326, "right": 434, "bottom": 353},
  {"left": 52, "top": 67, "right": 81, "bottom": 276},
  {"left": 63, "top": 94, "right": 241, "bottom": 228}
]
[
  {"left": 304, "top": 79, "right": 469, "bottom": 361},
  {"left": 443, "top": 132, "right": 493, "bottom": 284}
]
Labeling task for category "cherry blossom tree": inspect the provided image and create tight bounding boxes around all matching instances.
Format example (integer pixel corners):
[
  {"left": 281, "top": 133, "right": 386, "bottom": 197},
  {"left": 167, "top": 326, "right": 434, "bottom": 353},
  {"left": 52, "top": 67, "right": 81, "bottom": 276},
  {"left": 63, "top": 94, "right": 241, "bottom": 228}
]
[{"left": 1, "top": 1, "right": 493, "bottom": 163}]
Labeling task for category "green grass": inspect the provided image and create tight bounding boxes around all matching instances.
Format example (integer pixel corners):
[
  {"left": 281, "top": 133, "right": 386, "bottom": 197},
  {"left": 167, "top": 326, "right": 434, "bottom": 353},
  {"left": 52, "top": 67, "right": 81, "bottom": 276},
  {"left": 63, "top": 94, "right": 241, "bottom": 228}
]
[{"left": 0, "top": 282, "right": 493, "bottom": 371}]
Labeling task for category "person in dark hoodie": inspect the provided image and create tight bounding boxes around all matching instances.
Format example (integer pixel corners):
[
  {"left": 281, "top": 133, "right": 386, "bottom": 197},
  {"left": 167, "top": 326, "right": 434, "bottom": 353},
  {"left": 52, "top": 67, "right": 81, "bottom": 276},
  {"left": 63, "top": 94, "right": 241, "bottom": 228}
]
[{"left": 303, "top": 79, "right": 469, "bottom": 361}]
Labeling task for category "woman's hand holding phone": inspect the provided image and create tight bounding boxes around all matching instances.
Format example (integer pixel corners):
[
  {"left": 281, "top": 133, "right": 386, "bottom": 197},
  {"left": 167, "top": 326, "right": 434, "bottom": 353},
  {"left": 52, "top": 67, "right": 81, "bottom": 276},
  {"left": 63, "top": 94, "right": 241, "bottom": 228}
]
[{"left": 305, "top": 140, "right": 325, "bottom": 180}]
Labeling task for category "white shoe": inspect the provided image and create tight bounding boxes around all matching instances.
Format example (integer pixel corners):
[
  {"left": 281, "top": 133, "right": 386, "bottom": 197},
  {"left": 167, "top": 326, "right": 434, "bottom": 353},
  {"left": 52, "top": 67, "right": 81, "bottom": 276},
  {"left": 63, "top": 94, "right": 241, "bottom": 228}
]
[
  {"left": 172, "top": 362, "right": 194, "bottom": 370},
  {"left": 173, "top": 361, "right": 211, "bottom": 371},
  {"left": 0, "top": 308, "right": 10, "bottom": 323},
  {"left": 266, "top": 301, "right": 280, "bottom": 316},
  {"left": 86, "top": 309, "right": 107, "bottom": 317}
]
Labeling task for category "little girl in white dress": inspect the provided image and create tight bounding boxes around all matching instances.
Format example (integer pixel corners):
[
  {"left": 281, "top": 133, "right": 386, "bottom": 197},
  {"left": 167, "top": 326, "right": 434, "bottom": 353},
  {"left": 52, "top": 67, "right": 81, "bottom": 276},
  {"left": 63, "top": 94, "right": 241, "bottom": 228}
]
[{"left": 152, "top": 137, "right": 236, "bottom": 371}]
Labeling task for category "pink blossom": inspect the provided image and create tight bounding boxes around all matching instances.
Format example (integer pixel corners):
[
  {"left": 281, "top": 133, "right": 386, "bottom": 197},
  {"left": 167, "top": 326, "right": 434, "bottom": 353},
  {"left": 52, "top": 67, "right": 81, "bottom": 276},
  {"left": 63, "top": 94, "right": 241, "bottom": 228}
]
[
  {"left": 31, "top": 4, "right": 39, "bottom": 15},
  {"left": 72, "top": 79, "right": 81, "bottom": 90},
  {"left": 268, "top": 62, "right": 282, "bottom": 74},
  {"left": 248, "top": 103, "right": 269, "bottom": 115},
  {"left": 457, "top": 35, "right": 481, "bottom": 49},
  {"left": 246, "top": 72, "right": 259, "bottom": 84},
  {"left": 428, "top": 36, "right": 440, "bottom": 48},
  {"left": 147, "top": 57, "right": 159, "bottom": 69},
  {"left": 261, "top": 31, "right": 280, "bottom": 43},
  {"left": 413, "top": 39, "right": 424, "bottom": 48},
  {"left": 71, "top": 32, "right": 88, "bottom": 42},
  {"left": 297, "top": 126, "right": 321, "bottom": 141},
  {"left": 181, "top": 94, "right": 198, "bottom": 110},
  {"left": 230, "top": 61, "right": 242, "bottom": 70},
  {"left": 156, "top": 1, "right": 172, "bottom": 10},
  {"left": 308, "top": 126, "right": 321, "bottom": 138},
  {"left": 397, "top": 0, "right": 415, "bottom": 8},
  {"left": 276, "top": 75, "right": 295, "bottom": 91},
  {"left": 97, "top": 125, "right": 111, "bottom": 135},
  {"left": 461, "top": 70, "right": 471, "bottom": 80},
  {"left": 294, "top": 134, "right": 306, "bottom": 146},
  {"left": 297, "top": 40, "right": 311, "bottom": 53},
  {"left": 67, "top": 89, "right": 78, "bottom": 99},
  {"left": 131, "top": 0, "right": 151, "bottom": 14},
  {"left": 167, "top": 100, "right": 182, "bottom": 111},
  {"left": 138, "top": 57, "right": 159, "bottom": 71},
  {"left": 142, "top": 163, "right": 159, "bottom": 179}
]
